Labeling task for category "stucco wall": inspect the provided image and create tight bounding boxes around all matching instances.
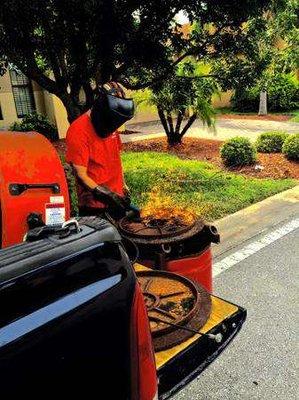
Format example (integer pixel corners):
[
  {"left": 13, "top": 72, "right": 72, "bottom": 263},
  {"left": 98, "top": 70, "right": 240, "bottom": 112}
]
[
  {"left": 0, "top": 72, "right": 17, "bottom": 128},
  {"left": 0, "top": 71, "right": 47, "bottom": 130}
]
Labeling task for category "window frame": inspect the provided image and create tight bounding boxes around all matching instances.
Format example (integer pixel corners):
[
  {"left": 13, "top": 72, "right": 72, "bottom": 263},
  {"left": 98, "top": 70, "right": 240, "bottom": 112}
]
[
  {"left": 9, "top": 69, "right": 36, "bottom": 118},
  {"left": 0, "top": 102, "right": 3, "bottom": 120}
]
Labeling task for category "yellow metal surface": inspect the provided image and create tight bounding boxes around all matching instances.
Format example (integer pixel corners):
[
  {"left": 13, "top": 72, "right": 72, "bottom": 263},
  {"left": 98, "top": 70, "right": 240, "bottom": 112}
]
[{"left": 134, "top": 263, "right": 238, "bottom": 370}]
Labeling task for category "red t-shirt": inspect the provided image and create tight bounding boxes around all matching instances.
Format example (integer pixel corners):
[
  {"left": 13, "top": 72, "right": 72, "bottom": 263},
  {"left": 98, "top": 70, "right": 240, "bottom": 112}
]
[{"left": 66, "top": 113, "right": 124, "bottom": 208}]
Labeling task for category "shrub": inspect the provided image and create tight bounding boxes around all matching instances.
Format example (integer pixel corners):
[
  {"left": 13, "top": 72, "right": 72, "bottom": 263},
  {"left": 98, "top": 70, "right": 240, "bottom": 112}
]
[
  {"left": 266, "top": 74, "right": 299, "bottom": 112},
  {"left": 256, "top": 131, "right": 288, "bottom": 153},
  {"left": 220, "top": 137, "right": 257, "bottom": 167},
  {"left": 231, "top": 86, "right": 259, "bottom": 113},
  {"left": 10, "top": 112, "right": 59, "bottom": 141},
  {"left": 282, "top": 134, "right": 299, "bottom": 161},
  {"left": 232, "top": 73, "right": 299, "bottom": 113}
]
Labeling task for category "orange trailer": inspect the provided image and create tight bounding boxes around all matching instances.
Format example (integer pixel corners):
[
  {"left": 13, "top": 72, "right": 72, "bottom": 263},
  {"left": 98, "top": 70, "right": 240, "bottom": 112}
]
[{"left": 0, "top": 131, "right": 70, "bottom": 248}]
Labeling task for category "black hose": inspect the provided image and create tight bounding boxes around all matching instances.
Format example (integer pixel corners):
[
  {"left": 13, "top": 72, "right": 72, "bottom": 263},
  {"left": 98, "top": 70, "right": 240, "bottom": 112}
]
[{"left": 121, "top": 236, "right": 140, "bottom": 265}]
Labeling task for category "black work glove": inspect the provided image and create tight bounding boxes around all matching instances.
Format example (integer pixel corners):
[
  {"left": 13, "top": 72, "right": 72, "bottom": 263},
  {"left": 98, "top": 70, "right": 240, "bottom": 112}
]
[{"left": 93, "top": 185, "right": 127, "bottom": 210}]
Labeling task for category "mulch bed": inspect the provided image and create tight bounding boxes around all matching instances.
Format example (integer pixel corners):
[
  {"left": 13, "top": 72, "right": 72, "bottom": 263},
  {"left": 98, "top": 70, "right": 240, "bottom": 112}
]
[
  {"left": 123, "top": 137, "right": 299, "bottom": 180},
  {"left": 217, "top": 114, "right": 292, "bottom": 122}
]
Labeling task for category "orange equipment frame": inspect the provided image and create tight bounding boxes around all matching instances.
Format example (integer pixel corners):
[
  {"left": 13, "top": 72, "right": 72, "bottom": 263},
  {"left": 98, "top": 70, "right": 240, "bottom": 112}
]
[{"left": 0, "top": 131, "right": 70, "bottom": 248}]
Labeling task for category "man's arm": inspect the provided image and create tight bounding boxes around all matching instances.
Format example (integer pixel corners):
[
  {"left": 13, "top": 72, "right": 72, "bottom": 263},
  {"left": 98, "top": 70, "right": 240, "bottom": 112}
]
[
  {"left": 72, "top": 164, "right": 98, "bottom": 190},
  {"left": 72, "top": 164, "right": 127, "bottom": 210}
]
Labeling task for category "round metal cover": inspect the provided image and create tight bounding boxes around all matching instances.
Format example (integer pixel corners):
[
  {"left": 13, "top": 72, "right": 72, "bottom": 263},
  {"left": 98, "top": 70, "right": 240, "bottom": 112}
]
[
  {"left": 136, "top": 270, "right": 211, "bottom": 351},
  {"left": 119, "top": 217, "right": 205, "bottom": 245}
]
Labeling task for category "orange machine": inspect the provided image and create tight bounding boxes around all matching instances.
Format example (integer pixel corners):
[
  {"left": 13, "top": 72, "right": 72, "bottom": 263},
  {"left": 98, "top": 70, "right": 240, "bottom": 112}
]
[{"left": 0, "top": 131, "right": 70, "bottom": 248}]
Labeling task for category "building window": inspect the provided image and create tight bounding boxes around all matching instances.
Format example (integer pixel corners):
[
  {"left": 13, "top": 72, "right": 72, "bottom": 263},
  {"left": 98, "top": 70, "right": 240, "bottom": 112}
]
[{"left": 9, "top": 69, "right": 36, "bottom": 118}]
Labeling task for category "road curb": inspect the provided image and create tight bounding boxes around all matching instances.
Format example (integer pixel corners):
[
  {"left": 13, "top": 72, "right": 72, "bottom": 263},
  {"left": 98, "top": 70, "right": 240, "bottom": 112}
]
[
  {"left": 212, "top": 185, "right": 299, "bottom": 259},
  {"left": 121, "top": 132, "right": 164, "bottom": 143}
]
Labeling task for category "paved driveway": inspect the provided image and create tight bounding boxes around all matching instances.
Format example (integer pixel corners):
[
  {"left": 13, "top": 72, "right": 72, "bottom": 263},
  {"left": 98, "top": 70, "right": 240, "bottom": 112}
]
[
  {"left": 123, "top": 118, "right": 299, "bottom": 143},
  {"left": 174, "top": 218, "right": 298, "bottom": 400}
]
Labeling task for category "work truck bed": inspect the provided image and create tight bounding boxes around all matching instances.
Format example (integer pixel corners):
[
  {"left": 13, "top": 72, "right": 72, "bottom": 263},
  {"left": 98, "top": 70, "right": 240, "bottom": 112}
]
[{"left": 134, "top": 264, "right": 246, "bottom": 399}]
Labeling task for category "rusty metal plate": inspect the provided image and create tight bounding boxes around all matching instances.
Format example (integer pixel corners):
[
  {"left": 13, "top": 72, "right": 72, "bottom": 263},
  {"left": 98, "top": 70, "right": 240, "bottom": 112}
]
[
  {"left": 136, "top": 270, "right": 211, "bottom": 351},
  {"left": 119, "top": 217, "right": 205, "bottom": 245}
]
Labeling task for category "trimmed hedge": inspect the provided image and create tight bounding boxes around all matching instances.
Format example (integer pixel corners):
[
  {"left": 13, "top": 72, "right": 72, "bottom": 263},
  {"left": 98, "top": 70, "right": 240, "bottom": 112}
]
[
  {"left": 220, "top": 137, "right": 257, "bottom": 167},
  {"left": 10, "top": 112, "right": 59, "bottom": 142},
  {"left": 282, "top": 134, "right": 299, "bottom": 161},
  {"left": 256, "top": 131, "right": 288, "bottom": 153}
]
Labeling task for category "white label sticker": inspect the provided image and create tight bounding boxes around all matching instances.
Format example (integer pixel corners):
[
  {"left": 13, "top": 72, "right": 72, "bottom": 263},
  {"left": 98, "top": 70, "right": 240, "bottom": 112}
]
[
  {"left": 45, "top": 203, "right": 66, "bottom": 225},
  {"left": 50, "top": 196, "right": 64, "bottom": 204}
]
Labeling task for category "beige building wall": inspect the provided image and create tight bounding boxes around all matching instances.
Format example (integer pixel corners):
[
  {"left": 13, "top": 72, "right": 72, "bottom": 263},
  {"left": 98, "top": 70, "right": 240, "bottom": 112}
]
[
  {"left": 0, "top": 71, "right": 47, "bottom": 130},
  {"left": 0, "top": 71, "right": 20, "bottom": 128},
  {"left": 43, "top": 92, "right": 70, "bottom": 138}
]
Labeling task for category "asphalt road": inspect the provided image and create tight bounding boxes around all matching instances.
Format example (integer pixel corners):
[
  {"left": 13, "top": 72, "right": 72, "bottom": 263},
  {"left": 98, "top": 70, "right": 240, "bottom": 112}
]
[{"left": 174, "top": 219, "right": 298, "bottom": 400}]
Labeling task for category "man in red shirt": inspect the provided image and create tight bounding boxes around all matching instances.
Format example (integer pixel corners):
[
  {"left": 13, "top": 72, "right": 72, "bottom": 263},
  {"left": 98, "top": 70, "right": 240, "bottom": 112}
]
[{"left": 66, "top": 82, "right": 135, "bottom": 219}]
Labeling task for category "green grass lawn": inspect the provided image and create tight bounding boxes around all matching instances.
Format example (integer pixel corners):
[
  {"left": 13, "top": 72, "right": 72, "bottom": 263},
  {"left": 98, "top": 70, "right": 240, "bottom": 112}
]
[
  {"left": 290, "top": 110, "right": 299, "bottom": 123},
  {"left": 123, "top": 152, "right": 296, "bottom": 222}
]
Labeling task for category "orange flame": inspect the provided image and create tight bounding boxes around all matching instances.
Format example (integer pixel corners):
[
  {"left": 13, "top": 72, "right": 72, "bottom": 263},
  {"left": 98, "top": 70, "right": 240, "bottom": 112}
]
[{"left": 141, "top": 187, "right": 196, "bottom": 225}]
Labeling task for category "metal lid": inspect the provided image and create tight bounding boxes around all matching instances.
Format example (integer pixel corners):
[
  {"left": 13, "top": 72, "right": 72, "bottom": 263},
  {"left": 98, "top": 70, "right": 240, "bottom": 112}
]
[{"left": 137, "top": 270, "right": 211, "bottom": 351}]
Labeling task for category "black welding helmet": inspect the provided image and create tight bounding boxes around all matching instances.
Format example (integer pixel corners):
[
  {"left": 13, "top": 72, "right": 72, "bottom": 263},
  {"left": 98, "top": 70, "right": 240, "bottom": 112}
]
[{"left": 91, "top": 82, "right": 135, "bottom": 138}]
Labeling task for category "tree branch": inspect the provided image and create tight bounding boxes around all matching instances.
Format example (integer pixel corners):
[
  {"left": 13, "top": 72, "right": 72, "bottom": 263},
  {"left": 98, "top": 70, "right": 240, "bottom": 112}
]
[
  {"left": 118, "top": 36, "right": 218, "bottom": 90},
  {"left": 175, "top": 109, "right": 185, "bottom": 135},
  {"left": 157, "top": 106, "right": 170, "bottom": 136},
  {"left": 180, "top": 113, "right": 197, "bottom": 137},
  {"left": 167, "top": 112, "right": 174, "bottom": 135},
  {"left": 119, "top": 49, "right": 193, "bottom": 90},
  {"left": 82, "top": 81, "right": 95, "bottom": 109},
  {"left": 4, "top": 50, "right": 60, "bottom": 96}
]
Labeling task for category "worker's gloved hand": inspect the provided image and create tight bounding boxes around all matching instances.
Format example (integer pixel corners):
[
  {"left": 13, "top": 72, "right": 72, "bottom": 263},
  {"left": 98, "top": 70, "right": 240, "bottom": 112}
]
[
  {"left": 122, "top": 185, "right": 141, "bottom": 220},
  {"left": 93, "top": 185, "right": 127, "bottom": 210},
  {"left": 126, "top": 204, "right": 141, "bottom": 220},
  {"left": 123, "top": 184, "right": 131, "bottom": 206}
]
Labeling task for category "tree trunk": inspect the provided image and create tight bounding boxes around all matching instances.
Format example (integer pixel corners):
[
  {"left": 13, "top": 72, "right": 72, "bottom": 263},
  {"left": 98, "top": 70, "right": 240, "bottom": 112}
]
[
  {"left": 180, "top": 113, "right": 197, "bottom": 138},
  {"left": 167, "top": 133, "right": 182, "bottom": 146},
  {"left": 175, "top": 110, "right": 184, "bottom": 135},
  {"left": 157, "top": 106, "right": 170, "bottom": 137},
  {"left": 258, "top": 90, "right": 267, "bottom": 115},
  {"left": 60, "top": 93, "right": 83, "bottom": 123},
  {"left": 83, "top": 82, "right": 95, "bottom": 110},
  {"left": 167, "top": 112, "right": 174, "bottom": 135}
]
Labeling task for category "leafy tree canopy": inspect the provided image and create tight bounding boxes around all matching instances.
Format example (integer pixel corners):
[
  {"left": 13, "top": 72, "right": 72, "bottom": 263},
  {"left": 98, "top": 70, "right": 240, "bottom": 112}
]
[
  {"left": 146, "top": 60, "right": 217, "bottom": 145},
  {"left": 0, "top": 0, "right": 272, "bottom": 121},
  {"left": 212, "top": 0, "right": 299, "bottom": 91}
]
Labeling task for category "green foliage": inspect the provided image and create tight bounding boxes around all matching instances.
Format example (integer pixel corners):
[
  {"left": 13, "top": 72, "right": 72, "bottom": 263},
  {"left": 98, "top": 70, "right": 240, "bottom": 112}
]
[
  {"left": 220, "top": 137, "right": 257, "bottom": 167},
  {"left": 9, "top": 112, "right": 59, "bottom": 142},
  {"left": 148, "top": 60, "right": 217, "bottom": 144},
  {"left": 231, "top": 87, "right": 260, "bottom": 113},
  {"left": 266, "top": 73, "right": 299, "bottom": 111},
  {"left": 0, "top": 0, "right": 273, "bottom": 121},
  {"left": 213, "top": 0, "right": 299, "bottom": 100},
  {"left": 282, "top": 134, "right": 299, "bottom": 161},
  {"left": 290, "top": 110, "right": 299, "bottom": 123},
  {"left": 256, "top": 132, "right": 288, "bottom": 153},
  {"left": 122, "top": 151, "right": 295, "bottom": 221},
  {"left": 232, "top": 73, "right": 299, "bottom": 112}
]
